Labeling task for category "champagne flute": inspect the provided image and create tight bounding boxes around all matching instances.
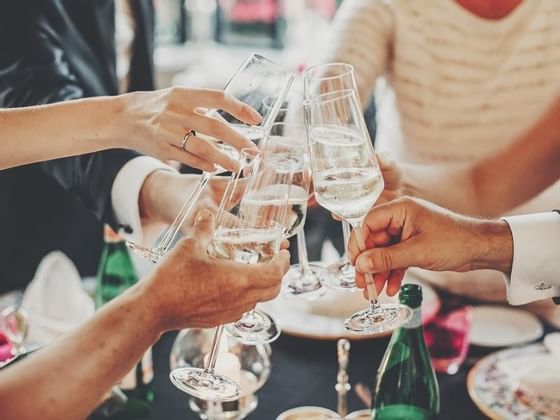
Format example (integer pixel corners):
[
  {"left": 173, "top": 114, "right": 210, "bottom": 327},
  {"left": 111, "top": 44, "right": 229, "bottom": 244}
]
[
  {"left": 128, "top": 53, "right": 293, "bottom": 262},
  {"left": 266, "top": 121, "right": 326, "bottom": 298},
  {"left": 304, "top": 90, "right": 412, "bottom": 335},
  {"left": 303, "top": 62, "right": 360, "bottom": 291},
  {"left": 224, "top": 147, "right": 299, "bottom": 344},
  {"left": 169, "top": 149, "right": 291, "bottom": 401}
]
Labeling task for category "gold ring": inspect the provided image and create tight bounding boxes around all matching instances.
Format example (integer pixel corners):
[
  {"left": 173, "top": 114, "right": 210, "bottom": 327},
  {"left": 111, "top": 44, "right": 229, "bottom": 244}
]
[{"left": 180, "top": 130, "right": 196, "bottom": 151}]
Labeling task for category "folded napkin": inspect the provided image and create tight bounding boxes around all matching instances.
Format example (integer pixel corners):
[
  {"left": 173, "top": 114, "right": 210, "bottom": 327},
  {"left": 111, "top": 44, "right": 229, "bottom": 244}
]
[
  {"left": 22, "top": 251, "right": 95, "bottom": 346},
  {"left": 499, "top": 332, "right": 560, "bottom": 401}
]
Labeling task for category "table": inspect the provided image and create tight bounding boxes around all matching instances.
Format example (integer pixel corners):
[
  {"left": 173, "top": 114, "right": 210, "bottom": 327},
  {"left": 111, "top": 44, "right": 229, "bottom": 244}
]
[{"left": 148, "top": 331, "right": 489, "bottom": 419}]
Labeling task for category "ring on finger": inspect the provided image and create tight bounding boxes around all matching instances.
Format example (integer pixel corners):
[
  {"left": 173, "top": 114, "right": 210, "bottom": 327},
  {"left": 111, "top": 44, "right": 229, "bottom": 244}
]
[{"left": 180, "top": 130, "right": 196, "bottom": 152}]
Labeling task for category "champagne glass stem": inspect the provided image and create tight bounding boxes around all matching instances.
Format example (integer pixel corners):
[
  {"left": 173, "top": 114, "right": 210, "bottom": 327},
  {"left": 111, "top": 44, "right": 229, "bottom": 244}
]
[
  {"left": 341, "top": 221, "right": 352, "bottom": 264},
  {"left": 297, "top": 228, "right": 312, "bottom": 274},
  {"left": 157, "top": 172, "right": 212, "bottom": 254},
  {"left": 351, "top": 224, "right": 380, "bottom": 310},
  {"left": 204, "top": 324, "right": 225, "bottom": 374}
]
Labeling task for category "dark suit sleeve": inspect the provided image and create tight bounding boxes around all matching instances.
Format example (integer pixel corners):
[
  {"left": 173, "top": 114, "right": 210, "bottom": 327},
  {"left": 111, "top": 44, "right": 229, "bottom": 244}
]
[{"left": 0, "top": 1, "right": 138, "bottom": 226}]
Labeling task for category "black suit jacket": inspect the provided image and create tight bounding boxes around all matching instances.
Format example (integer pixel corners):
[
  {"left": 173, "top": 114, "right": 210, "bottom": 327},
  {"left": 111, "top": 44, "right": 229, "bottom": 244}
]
[{"left": 0, "top": 0, "right": 155, "bottom": 292}]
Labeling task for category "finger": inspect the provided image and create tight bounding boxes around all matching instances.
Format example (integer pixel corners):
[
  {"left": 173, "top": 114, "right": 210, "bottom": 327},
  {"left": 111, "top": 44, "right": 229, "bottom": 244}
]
[
  {"left": 184, "top": 135, "right": 237, "bottom": 172},
  {"left": 355, "top": 240, "right": 418, "bottom": 273},
  {"left": 280, "top": 239, "right": 290, "bottom": 250},
  {"left": 188, "top": 209, "right": 215, "bottom": 251},
  {"left": 362, "top": 201, "right": 408, "bottom": 237},
  {"left": 161, "top": 143, "right": 215, "bottom": 172},
  {"left": 355, "top": 270, "right": 366, "bottom": 289},
  {"left": 189, "top": 113, "right": 256, "bottom": 151},
  {"left": 376, "top": 151, "right": 401, "bottom": 191},
  {"left": 386, "top": 269, "right": 406, "bottom": 296},
  {"left": 252, "top": 249, "right": 290, "bottom": 288},
  {"left": 193, "top": 89, "right": 262, "bottom": 125}
]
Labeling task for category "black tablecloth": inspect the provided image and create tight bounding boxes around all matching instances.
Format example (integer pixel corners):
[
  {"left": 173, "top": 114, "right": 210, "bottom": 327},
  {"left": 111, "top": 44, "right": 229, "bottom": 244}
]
[{"left": 147, "top": 332, "right": 489, "bottom": 420}]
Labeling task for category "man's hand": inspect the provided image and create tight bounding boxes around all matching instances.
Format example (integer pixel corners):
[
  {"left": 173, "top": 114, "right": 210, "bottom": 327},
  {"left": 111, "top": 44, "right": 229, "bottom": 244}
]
[
  {"left": 143, "top": 210, "right": 290, "bottom": 331},
  {"left": 139, "top": 170, "right": 231, "bottom": 234},
  {"left": 348, "top": 197, "right": 514, "bottom": 297},
  {"left": 376, "top": 152, "right": 402, "bottom": 204}
]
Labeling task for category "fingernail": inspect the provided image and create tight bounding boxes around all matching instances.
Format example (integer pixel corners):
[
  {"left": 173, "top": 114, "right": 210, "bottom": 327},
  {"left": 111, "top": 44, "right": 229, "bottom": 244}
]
[
  {"left": 195, "top": 209, "right": 211, "bottom": 224},
  {"left": 248, "top": 107, "right": 262, "bottom": 123},
  {"left": 377, "top": 151, "right": 393, "bottom": 166}
]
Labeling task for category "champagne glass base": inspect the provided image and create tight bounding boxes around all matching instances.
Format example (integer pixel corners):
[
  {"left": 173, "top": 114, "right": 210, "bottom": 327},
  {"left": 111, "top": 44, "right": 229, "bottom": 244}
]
[
  {"left": 169, "top": 367, "right": 241, "bottom": 402},
  {"left": 282, "top": 263, "right": 326, "bottom": 300},
  {"left": 225, "top": 310, "right": 281, "bottom": 345},
  {"left": 324, "top": 261, "right": 357, "bottom": 292},
  {"left": 126, "top": 242, "right": 163, "bottom": 263},
  {"left": 344, "top": 304, "right": 413, "bottom": 335}
]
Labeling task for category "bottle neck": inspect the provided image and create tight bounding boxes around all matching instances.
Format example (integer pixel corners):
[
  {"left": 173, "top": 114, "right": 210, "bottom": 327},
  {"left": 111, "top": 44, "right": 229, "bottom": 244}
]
[{"left": 403, "top": 306, "right": 422, "bottom": 330}]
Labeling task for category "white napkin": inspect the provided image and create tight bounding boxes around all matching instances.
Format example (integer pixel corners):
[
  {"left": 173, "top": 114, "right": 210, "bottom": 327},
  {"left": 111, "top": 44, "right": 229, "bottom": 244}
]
[
  {"left": 499, "top": 332, "right": 560, "bottom": 401},
  {"left": 22, "top": 251, "right": 95, "bottom": 346}
]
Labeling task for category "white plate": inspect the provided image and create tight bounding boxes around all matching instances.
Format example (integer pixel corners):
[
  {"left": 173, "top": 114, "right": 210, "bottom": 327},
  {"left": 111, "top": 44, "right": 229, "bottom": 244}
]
[
  {"left": 470, "top": 306, "right": 543, "bottom": 347},
  {"left": 260, "top": 274, "right": 440, "bottom": 341},
  {"left": 468, "top": 344, "right": 560, "bottom": 419}
]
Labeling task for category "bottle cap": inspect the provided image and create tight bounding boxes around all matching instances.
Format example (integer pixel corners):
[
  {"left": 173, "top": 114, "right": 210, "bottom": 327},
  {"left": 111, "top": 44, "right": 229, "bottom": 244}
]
[{"left": 399, "top": 283, "right": 423, "bottom": 308}]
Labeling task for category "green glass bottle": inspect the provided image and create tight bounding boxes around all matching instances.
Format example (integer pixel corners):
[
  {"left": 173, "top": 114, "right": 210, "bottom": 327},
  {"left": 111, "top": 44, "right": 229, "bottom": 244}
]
[
  {"left": 95, "top": 226, "right": 154, "bottom": 418},
  {"left": 371, "top": 284, "right": 440, "bottom": 420}
]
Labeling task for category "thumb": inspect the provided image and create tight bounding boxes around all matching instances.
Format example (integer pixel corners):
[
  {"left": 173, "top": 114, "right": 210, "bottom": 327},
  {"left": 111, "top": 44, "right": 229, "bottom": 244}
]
[
  {"left": 355, "top": 241, "right": 417, "bottom": 273},
  {"left": 189, "top": 209, "right": 215, "bottom": 249},
  {"left": 376, "top": 151, "right": 401, "bottom": 190}
]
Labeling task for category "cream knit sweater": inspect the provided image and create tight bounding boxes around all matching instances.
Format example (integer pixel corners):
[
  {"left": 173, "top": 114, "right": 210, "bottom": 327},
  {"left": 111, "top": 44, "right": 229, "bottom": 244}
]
[{"left": 327, "top": 0, "right": 560, "bottom": 319}]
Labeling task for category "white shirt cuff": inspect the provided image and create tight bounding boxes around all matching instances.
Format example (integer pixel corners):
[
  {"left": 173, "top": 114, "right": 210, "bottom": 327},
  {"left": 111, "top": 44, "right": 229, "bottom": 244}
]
[
  {"left": 111, "top": 156, "right": 176, "bottom": 244},
  {"left": 502, "top": 212, "right": 560, "bottom": 305}
]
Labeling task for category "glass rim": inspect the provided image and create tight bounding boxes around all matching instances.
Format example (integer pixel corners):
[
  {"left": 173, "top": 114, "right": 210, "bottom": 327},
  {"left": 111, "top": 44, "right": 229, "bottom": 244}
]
[
  {"left": 302, "top": 89, "right": 357, "bottom": 107},
  {"left": 303, "top": 62, "right": 355, "bottom": 81}
]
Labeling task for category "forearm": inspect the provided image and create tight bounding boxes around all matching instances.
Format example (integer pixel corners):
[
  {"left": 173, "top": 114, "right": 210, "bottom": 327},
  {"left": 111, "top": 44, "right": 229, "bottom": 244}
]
[
  {"left": 470, "top": 219, "right": 513, "bottom": 273},
  {"left": 403, "top": 97, "right": 560, "bottom": 217},
  {"left": 402, "top": 163, "right": 484, "bottom": 215},
  {"left": 0, "top": 282, "right": 160, "bottom": 420},
  {"left": 0, "top": 97, "right": 126, "bottom": 170}
]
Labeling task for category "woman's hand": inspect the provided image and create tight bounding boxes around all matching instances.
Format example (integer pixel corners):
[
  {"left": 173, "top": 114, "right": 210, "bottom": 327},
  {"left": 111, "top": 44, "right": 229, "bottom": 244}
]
[{"left": 113, "top": 87, "right": 262, "bottom": 172}]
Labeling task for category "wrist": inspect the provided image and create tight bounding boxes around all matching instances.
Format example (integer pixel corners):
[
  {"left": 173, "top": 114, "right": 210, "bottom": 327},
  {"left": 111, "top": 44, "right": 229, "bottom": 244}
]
[
  {"left": 100, "top": 94, "right": 133, "bottom": 150},
  {"left": 472, "top": 219, "right": 513, "bottom": 273},
  {"left": 117, "top": 281, "right": 162, "bottom": 342}
]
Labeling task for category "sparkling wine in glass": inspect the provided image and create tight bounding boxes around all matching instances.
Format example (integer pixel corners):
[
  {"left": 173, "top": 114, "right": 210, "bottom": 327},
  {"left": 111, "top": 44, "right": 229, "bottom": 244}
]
[
  {"left": 224, "top": 148, "right": 299, "bottom": 344},
  {"left": 303, "top": 62, "right": 360, "bottom": 291},
  {"left": 304, "top": 90, "right": 412, "bottom": 335},
  {"left": 262, "top": 122, "right": 326, "bottom": 299},
  {"left": 170, "top": 149, "right": 291, "bottom": 401},
  {"left": 128, "top": 53, "right": 293, "bottom": 262}
]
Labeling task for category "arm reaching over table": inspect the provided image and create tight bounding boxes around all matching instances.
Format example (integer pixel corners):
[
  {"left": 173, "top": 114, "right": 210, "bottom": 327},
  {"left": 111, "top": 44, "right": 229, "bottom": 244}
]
[
  {"left": 348, "top": 197, "right": 560, "bottom": 305},
  {"left": 0, "top": 87, "right": 261, "bottom": 172},
  {"left": 0, "top": 211, "right": 290, "bottom": 420}
]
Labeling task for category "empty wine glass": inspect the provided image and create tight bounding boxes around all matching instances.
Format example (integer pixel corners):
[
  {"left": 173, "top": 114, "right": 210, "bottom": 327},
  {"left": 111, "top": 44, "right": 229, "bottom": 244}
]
[
  {"left": 224, "top": 147, "right": 299, "bottom": 344},
  {"left": 170, "top": 149, "right": 292, "bottom": 401},
  {"left": 1, "top": 305, "right": 29, "bottom": 357},
  {"left": 304, "top": 90, "right": 412, "bottom": 335},
  {"left": 303, "top": 62, "right": 360, "bottom": 291},
  {"left": 128, "top": 53, "right": 293, "bottom": 262}
]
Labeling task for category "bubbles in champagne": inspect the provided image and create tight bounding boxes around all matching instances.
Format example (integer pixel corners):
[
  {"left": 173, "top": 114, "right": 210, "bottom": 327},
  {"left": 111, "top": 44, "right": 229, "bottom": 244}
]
[{"left": 208, "top": 227, "right": 282, "bottom": 264}]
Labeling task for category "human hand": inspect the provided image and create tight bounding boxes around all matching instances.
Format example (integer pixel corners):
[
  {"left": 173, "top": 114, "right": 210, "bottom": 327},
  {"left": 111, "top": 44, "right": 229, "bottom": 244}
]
[
  {"left": 348, "top": 197, "right": 513, "bottom": 297},
  {"left": 144, "top": 210, "right": 290, "bottom": 331},
  {"left": 114, "top": 87, "right": 262, "bottom": 172},
  {"left": 138, "top": 170, "right": 236, "bottom": 232}
]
